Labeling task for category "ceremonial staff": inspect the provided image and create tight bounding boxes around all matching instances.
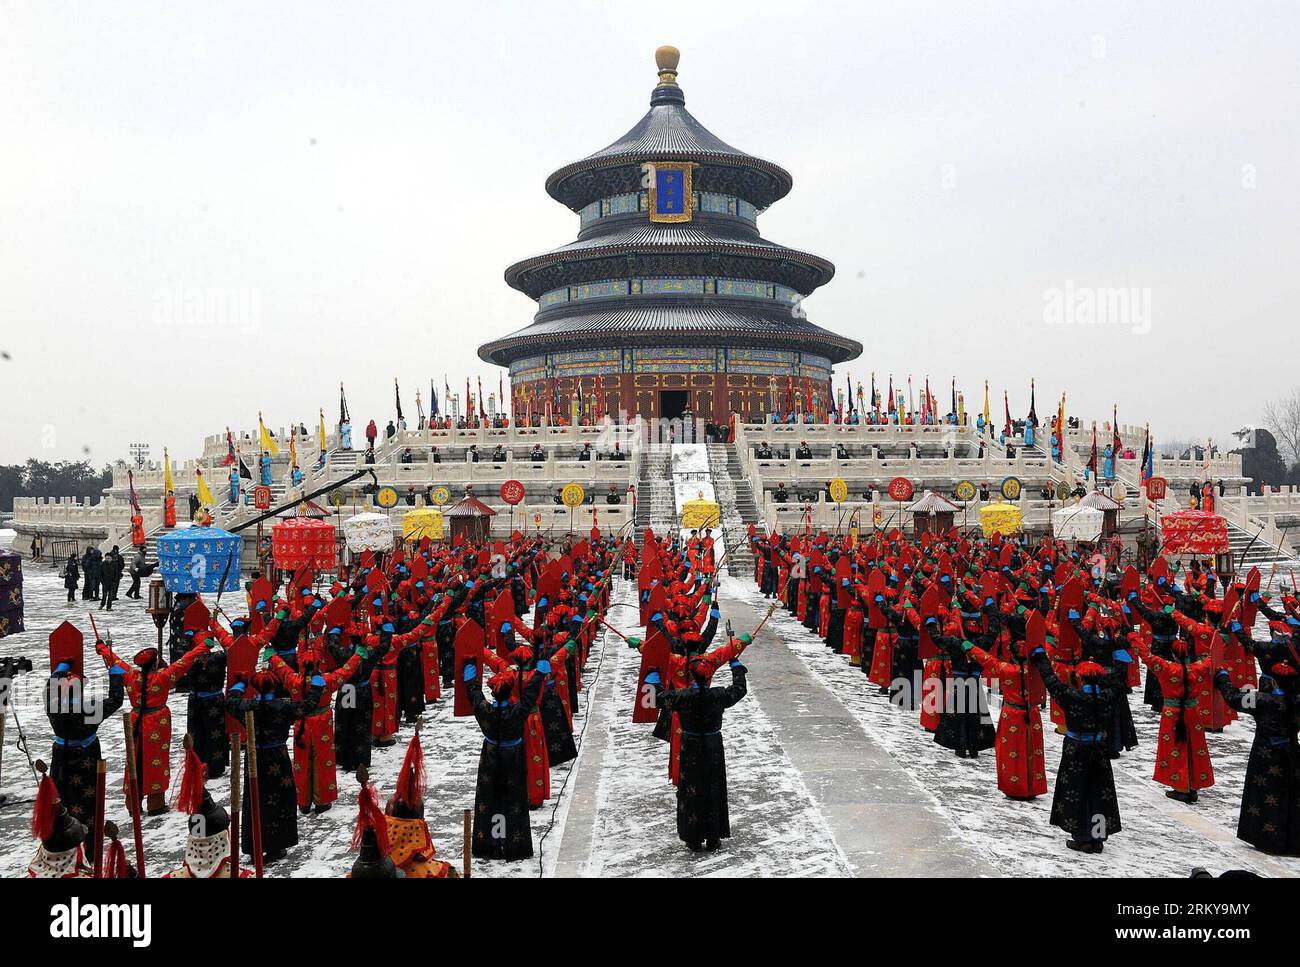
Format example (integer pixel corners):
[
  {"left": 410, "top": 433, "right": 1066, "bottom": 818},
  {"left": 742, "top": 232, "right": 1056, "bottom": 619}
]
[
  {"left": 120, "top": 712, "right": 147, "bottom": 877},
  {"left": 245, "top": 709, "right": 264, "bottom": 877},
  {"left": 92, "top": 758, "right": 107, "bottom": 878},
  {"left": 229, "top": 724, "right": 242, "bottom": 878}
]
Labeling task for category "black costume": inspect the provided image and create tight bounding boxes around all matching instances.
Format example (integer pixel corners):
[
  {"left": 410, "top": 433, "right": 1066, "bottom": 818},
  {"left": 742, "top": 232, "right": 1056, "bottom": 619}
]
[
  {"left": 470, "top": 667, "right": 545, "bottom": 860},
  {"left": 657, "top": 664, "right": 748, "bottom": 850}
]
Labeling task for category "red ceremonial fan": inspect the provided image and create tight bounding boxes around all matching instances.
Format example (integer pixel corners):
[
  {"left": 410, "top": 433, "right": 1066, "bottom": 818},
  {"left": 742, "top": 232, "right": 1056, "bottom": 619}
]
[
  {"left": 1241, "top": 567, "right": 1262, "bottom": 627},
  {"left": 48, "top": 621, "right": 84, "bottom": 679},
  {"left": 183, "top": 598, "right": 211, "bottom": 634},
  {"left": 866, "top": 568, "right": 888, "bottom": 630},
  {"left": 1056, "top": 577, "right": 1084, "bottom": 659},
  {"left": 453, "top": 619, "right": 485, "bottom": 717},
  {"left": 225, "top": 635, "right": 258, "bottom": 737}
]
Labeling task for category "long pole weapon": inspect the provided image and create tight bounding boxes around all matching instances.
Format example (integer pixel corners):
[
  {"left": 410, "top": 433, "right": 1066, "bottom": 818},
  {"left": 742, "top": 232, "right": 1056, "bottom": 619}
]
[
  {"left": 244, "top": 709, "right": 264, "bottom": 877},
  {"left": 92, "top": 758, "right": 107, "bottom": 877},
  {"left": 120, "top": 711, "right": 147, "bottom": 877},
  {"left": 229, "top": 726, "right": 242, "bottom": 879}
]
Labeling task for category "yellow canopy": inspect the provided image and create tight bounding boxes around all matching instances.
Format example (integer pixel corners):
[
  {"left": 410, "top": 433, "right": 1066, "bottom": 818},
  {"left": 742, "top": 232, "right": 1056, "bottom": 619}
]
[
  {"left": 979, "top": 502, "right": 1022, "bottom": 536},
  {"left": 402, "top": 508, "right": 444, "bottom": 542},
  {"left": 681, "top": 494, "right": 721, "bottom": 530}
]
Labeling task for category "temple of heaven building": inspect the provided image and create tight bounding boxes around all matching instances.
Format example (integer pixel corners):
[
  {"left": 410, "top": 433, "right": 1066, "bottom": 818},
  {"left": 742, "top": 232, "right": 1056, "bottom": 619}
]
[{"left": 478, "top": 46, "right": 862, "bottom": 426}]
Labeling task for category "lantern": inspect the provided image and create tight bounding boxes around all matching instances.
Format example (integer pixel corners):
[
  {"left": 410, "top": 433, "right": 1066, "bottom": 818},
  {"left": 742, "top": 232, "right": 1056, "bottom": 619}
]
[
  {"left": 0, "top": 549, "right": 24, "bottom": 638},
  {"left": 343, "top": 512, "right": 395, "bottom": 553},
  {"left": 271, "top": 517, "right": 336, "bottom": 572},
  {"left": 402, "top": 508, "right": 445, "bottom": 542},
  {"left": 156, "top": 526, "right": 241, "bottom": 593},
  {"left": 979, "top": 503, "right": 1023, "bottom": 536}
]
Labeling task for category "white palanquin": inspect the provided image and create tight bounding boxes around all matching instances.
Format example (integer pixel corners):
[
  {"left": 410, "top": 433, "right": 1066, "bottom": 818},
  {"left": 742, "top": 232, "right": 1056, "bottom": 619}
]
[
  {"left": 1055, "top": 504, "right": 1105, "bottom": 541},
  {"left": 342, "top": 512, "right": 395, "bottom": 553}
]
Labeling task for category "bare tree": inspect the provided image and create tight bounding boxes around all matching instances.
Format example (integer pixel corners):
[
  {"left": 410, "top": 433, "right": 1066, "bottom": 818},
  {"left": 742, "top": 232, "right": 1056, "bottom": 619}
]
[{"left": 1263, "top": 388, "right": 1300, "bottom": 467}]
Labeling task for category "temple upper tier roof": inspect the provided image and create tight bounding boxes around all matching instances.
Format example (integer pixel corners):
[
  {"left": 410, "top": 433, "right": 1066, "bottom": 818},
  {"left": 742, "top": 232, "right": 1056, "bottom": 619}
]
[{"left": 545, "top": 47, "right": 793, "bottom": 212}]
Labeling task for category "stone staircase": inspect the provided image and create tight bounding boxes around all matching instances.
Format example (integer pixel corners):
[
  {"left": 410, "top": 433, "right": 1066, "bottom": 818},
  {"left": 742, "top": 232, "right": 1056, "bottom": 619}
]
[
  {"left": 1224, "top": 519, "right": 1300, "bottom": 584},
  {"left": 634, "top": 445, "right": 677, "bottom": 541},
  {"left": 706, "top": 443, "right": 758, "bottom": 577}
]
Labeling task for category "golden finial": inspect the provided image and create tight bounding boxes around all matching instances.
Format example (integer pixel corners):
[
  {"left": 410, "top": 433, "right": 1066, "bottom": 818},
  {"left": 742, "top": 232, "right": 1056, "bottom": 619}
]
[{"left": 655, "top": 45, "right": 680, "bottom": 86}]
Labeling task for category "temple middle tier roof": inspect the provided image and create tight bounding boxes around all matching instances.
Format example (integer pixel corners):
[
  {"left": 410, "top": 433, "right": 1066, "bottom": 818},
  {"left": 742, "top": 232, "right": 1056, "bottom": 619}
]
[{"left": 504, "top": 219, "right": 835, "bottom": 299}]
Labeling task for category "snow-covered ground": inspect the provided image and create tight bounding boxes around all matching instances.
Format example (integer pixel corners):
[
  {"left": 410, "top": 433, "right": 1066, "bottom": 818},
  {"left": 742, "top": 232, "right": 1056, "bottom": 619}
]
[
  {"left": 3, "top": 531, "right": 1296, "bottom": 877},
  {"left": 721, "top": 574, "right": 1300, "bottom": 878}
]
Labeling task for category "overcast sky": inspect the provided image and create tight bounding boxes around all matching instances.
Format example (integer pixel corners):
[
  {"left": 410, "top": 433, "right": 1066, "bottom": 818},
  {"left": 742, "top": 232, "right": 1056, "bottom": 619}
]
[{"left": 2, "top": 0, "right": 1297, "bottom": 465}]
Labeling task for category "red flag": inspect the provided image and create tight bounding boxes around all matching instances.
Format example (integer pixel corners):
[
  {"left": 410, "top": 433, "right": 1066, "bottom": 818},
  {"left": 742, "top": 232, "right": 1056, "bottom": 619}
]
[
  {"left": 1090, "top": 421, "right": 1099, "bottom": 477},
  {"left": 1003, "top": 390, "right": 1011, "bottom": 438}
]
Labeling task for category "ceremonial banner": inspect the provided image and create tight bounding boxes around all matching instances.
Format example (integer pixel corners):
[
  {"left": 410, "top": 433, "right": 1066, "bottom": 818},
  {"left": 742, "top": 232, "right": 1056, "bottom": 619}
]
[{"left": 0, "top": 549, "right": 23, "bottom": 638}]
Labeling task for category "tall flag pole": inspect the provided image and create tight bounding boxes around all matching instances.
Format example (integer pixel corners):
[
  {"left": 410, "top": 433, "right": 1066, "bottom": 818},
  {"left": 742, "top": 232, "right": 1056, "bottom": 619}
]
[
  {"left": 1056, "top": 393, "right": 1066, "bottom": 463},
  {"left": 1003, "top": 390, "right": 1011, "bottom": 439},
  {"left": 318, "top": 408, "right": 328, "bottom": 462},
  {"left": 982, "top": 380, "right": 990, "bottom": 428},
  {"left": 258, "top": 412, "right": 279, "bottom": 456}
]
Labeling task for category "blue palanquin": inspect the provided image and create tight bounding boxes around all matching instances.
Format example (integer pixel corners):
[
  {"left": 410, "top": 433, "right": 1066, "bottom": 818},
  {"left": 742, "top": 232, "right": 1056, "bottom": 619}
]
[{"left": 156, "top": 526, "right": 242, "bottom": 593}]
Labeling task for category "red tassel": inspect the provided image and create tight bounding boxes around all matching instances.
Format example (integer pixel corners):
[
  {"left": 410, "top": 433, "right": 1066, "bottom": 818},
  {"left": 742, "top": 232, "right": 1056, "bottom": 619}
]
[
  {"left": 31, "top": 774, "right": 58, "bottom": 840},
  {"left": 104, "top": 839, "right": 130, "bottom": 878},
  {"left": 391, "top": 732, "right": 425, "bottom": 813},
  {"left": 172, "top": 747, "right": 206, "bottom": 815},
  {"left": 352, "top": 784, "right": 389, "bottom": 856}
]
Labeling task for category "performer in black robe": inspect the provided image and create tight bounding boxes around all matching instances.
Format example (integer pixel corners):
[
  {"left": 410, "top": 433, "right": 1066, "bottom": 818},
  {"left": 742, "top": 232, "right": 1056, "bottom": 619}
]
[
  {"left": 227, "top": 670, "right": 322, "bottom": 864},
  {"left": 184, "top": 627, "right": 229, "bottom": 778},
  {"left": 1213, "top": 661, "right": 1299, "bottom": 855},
  {"left": 1030, "top": 650, "right": 1122, "bottom": 853},
  {"left": 328, "top": 626, "right": 390, "bottom": 773},
  {"left": 267, "top": 594, "right": 325, "bottom": 671},
  {"left": 654, "top": 657, "right": 748, "bottom": 852},
  {"left": 1069, "top": 611, "right": 1138, "bottom": 758},
  {"left": 45, "top": 659, "right": 124, "bottom": 839},
  {"left": 468, "top": 659, "right": 545, "bottom": 860},
  {"left": 934, "top": 615, "right": 997, "bottom": 758}
]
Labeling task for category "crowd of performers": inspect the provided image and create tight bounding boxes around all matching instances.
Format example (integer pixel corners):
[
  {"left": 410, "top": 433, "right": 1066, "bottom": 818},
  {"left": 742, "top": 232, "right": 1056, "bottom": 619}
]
[
  {"left": 750, "top": 527, "right": 1300, "bottom": 856},
  {"left": 24, "top": 522, "right": 761, "bottom": 877}
]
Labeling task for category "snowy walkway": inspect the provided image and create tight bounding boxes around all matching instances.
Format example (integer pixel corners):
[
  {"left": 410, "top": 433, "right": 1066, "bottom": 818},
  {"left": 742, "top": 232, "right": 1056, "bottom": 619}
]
[{"left": 721, "top": 574, "right": 1300, "bottom": 878}]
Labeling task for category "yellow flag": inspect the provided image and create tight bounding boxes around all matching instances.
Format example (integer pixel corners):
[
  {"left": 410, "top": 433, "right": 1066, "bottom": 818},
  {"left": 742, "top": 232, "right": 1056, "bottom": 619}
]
[
  {"left": 163, "top": 447, "right": 174, "bottom": 494},
  {"left": 259, "top": 412, "right": 280, "bottom": 456},
  {"left": 195, "top": 468, "right": 216, "bottom": 506},
  {"left": 289, "top": 430, "right": 297, "bottom": 468},
  {"left": 319, "top": 408, "right": 328, "bottom": 452},
  {"left": 983, "top": 381, "right": 990, "bottom": 425}
]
